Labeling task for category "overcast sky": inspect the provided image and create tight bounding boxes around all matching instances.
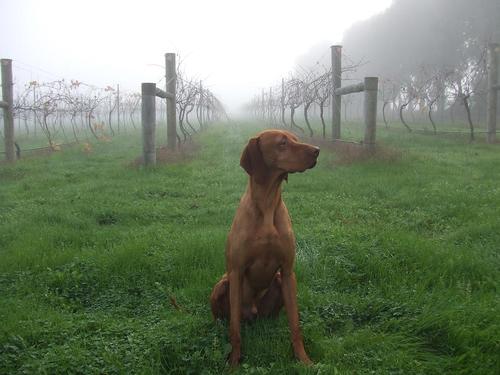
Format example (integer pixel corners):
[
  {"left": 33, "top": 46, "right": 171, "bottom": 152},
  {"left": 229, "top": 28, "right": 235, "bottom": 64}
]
[{"left": 1, "top": 0, "right": 392, "bottom": 114}]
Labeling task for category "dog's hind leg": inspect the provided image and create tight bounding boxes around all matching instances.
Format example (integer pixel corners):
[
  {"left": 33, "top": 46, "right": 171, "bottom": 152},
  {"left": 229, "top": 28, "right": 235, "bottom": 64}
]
[{"left": 210, "top": 274, "right": 230, "bottom": 319}]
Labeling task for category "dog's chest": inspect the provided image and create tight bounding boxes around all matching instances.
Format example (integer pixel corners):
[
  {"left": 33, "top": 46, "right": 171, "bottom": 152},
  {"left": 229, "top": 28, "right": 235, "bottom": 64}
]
[
  {"left": 250, "top": 225, "right": 292, "bottom": 258},
  {"left": 245, "top": 229, "right": 288, "bottom": 288}
]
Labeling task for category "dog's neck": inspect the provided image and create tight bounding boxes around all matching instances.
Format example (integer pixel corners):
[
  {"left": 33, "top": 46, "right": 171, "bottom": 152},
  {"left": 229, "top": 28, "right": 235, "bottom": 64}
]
[{"left": 247, "top": 171, "right": 286, "bottom": 225}]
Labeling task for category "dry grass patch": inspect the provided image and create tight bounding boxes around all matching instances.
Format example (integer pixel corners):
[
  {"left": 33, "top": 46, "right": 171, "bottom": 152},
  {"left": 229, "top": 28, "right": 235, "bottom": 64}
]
[
  {"left": 130, "top": 140, "right": 200, "bottom": 167},
  {"left": 304, "top": 136, "right": 402, "bottom": 165}
]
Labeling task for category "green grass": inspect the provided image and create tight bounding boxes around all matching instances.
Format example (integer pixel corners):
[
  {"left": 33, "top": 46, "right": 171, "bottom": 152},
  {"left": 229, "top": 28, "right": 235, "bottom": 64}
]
[{"left": 1, "top": 122, "right": 499, "bottom": 374}]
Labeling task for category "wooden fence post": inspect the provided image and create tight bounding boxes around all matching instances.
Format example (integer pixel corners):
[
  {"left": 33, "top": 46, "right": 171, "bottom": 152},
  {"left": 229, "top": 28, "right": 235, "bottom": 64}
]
[
  {"left": 198, "top": 80, "right": 203, "bottom": 129},
  {"left": 486, "top": 43, "right": 499, "bottom": 144},
  {"left": 261, "top": 89, "right": 266, "bottom": 122},
  {"left": 116, "top": 84, "right": 121, "bottom": 133},
  {"left": 281, "top": 78, "right": 286, "bottom": 127},
  {"left": 141, "top": 82, "right": 156, "bottom": 167},
  {"left": 165, "top": 53, "right": 177, "bottom": 150},
  {"left": 1, "top": 59, "right": 15, "bottom": 162},
  {"left": 268, "top": 87, "right": 272, "bottom": 124},
  {"left": 331, "top": 45, "right": 342, "bottom": 140},
  {"left": 364, "top": 77, "right": 378, "bottom": 149}
]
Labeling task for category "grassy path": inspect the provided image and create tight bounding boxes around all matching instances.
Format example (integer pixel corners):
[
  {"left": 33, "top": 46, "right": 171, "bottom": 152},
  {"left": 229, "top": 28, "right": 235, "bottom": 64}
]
[{"left": 1, "top": 123, "right": 499, "bottom": 374}]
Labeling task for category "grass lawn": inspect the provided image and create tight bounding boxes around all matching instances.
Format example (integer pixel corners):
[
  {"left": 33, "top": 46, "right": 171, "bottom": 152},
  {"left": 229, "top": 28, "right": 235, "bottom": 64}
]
[{"left": 0, "top": 122, "right": 499, "bottom": 374}]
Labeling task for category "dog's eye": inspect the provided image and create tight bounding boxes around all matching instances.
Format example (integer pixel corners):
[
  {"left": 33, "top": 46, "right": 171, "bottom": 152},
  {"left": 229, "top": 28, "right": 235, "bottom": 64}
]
[{"left": 279, "top": 138, "right": 287, "bottom": 147}]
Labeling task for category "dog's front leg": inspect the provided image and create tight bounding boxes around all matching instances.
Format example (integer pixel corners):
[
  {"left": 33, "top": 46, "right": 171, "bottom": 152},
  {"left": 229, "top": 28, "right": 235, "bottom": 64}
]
[
  {"left": 281, "top": 270, "right": 312, "bottom": 365},
  {"left": 228, "top": 270, "right": 242, "bottom": 366}
]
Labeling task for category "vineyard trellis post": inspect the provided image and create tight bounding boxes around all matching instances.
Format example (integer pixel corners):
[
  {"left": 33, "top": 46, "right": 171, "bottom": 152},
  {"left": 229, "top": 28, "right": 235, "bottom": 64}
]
[
  {"left": 165, "top": 53, "right": 177, "bottom": 150},
  {"left": 329, "top": 47, "right": 379, "bottom": 149},
  {"left": 198, "top": 81, "right": 203, "bottom": 129},
  {"left": 261, "top": 89, "right": 265, "bottom": 122},
  {"left": 364, "top": 77, "right": 378, "bottom": 148},
  {"left": 486, "top": 42, "right": 499, "bottom": 144},
  {"left": 1, "top": 58, "right": 15, "bottom": 163},
  {"left": 117, "top": 84, "right": 121, "bottom": 133},
  {"left": 331, "top": 45, "right": 342, "bottom": 140},
  {"left": 268, "top": 87, "right": 272, "bottom": 124},
  {"left": 281, "top": 78, "right": 286, "bottom": 127},
  {"left": 141, "top": 82, "right": 156, "bottom": 167}
]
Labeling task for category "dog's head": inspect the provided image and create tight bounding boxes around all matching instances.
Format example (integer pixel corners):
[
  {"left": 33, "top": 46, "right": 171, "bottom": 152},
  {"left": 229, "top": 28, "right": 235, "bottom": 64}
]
[{"left": 240, "top": 130, "right": 320, "bottom": 184}]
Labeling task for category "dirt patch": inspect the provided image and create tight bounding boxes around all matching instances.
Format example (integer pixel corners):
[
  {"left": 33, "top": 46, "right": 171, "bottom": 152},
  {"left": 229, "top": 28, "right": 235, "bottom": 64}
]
[
  {"left": 130, "top": 140, "right": 200, "bottom": 168},
  {"left": 306, "top": 136, "right": 402, "bottom": 165}
]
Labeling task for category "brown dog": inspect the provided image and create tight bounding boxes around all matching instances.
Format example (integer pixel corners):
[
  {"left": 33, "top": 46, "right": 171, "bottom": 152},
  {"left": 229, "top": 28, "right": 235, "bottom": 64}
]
[{"left": 210, "top": 129, "right": 320, "bottom": 366}]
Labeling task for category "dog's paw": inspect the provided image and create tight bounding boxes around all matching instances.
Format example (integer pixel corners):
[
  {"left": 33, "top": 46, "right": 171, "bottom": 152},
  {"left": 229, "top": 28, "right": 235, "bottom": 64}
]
[
  {"left": 297, "top": 353, "right": 313, "bottom": 366},
  {"left": 301, "top": 357, "right": 313, "bottom": 366},
  {"left": 228, "top": 349, "right": 241, "bottom": 367}
]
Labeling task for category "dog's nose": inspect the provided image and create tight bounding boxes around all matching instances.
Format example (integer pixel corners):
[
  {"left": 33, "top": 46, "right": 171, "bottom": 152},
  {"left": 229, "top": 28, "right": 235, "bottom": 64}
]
[{"left": 312, "top": 147, "right": 320, "bottom": 158}]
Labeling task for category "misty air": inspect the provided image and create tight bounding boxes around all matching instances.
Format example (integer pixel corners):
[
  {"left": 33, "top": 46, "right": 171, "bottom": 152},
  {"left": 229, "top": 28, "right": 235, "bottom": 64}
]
[{"left": 1, "top": 0, "right": 499, "bottom": 373}]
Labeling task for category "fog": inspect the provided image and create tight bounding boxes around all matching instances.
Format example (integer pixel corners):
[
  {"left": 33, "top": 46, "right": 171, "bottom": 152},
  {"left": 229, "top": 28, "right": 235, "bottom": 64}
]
[{"left": 1, "top": 0, "right": 392, "bottom": 115}]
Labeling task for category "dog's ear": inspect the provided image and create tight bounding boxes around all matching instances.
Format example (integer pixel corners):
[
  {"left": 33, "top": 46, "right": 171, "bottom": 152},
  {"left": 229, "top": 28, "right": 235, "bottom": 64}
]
[
  {"left": 283, "top": 130, "right": 298, "bottom": 142},
  {"left": 240, "top": 136, "right": 268, "bottom": 183}
]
